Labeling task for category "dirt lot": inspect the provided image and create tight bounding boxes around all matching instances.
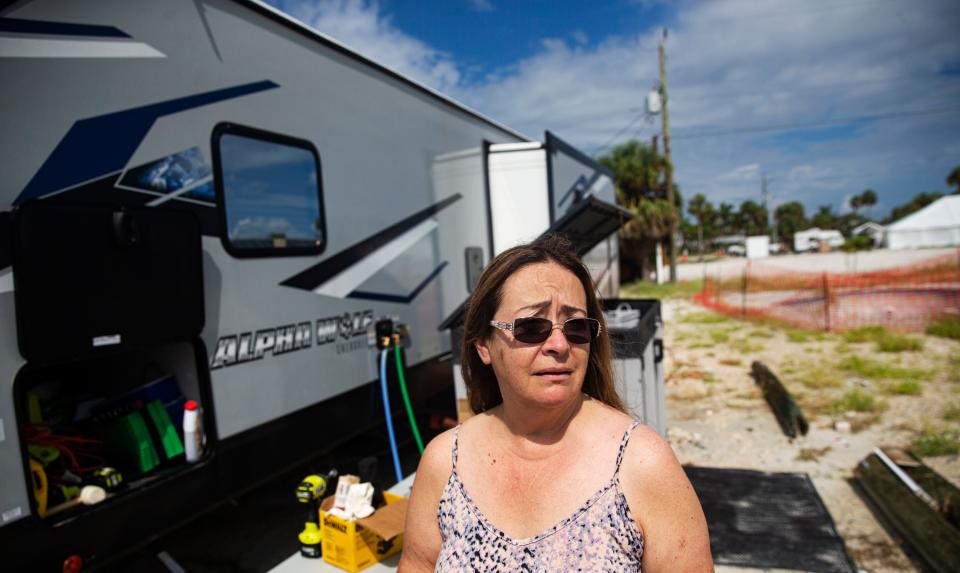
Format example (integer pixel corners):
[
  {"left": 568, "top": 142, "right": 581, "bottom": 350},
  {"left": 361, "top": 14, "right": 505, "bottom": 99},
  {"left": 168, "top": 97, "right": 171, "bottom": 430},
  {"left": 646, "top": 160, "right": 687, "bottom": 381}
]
[{"left": 659, "top": 298, "right": 960, "bottom": 573}]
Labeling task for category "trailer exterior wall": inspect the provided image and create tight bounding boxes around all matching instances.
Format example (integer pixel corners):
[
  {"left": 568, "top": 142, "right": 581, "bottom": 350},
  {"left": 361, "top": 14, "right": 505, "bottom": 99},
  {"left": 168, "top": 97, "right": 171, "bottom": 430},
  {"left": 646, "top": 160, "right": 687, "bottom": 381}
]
[{"left": 0, "top": 0, "right": 527, "bottom": 535}]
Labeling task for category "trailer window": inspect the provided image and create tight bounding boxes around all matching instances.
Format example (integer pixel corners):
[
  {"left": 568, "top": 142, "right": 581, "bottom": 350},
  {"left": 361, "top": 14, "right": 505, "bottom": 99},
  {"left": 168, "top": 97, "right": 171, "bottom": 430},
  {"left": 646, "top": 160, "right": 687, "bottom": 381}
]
[{"left": 212, "top": 123, "right": 325, "bottom": 258}]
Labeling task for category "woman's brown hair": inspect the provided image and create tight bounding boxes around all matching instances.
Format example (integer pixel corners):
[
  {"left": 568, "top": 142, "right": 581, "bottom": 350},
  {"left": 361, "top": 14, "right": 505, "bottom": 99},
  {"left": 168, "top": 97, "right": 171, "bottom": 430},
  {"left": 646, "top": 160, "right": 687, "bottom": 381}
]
[{"left": 461, "top": 234, "right": 625, "bottom": 414}]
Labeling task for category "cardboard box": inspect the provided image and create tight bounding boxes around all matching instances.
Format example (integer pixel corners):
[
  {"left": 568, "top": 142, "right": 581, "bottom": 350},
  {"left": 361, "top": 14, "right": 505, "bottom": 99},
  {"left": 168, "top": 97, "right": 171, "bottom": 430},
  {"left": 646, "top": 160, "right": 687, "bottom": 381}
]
[{"left": 320, "top": 492, "right": 407, "bottom": 572}]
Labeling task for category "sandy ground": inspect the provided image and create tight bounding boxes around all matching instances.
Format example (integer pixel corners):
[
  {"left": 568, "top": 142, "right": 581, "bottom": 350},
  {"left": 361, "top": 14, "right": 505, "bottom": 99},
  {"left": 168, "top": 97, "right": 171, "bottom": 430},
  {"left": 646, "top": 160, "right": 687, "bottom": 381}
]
[
  {"left": 659, "top": 298, "right": 960, "bottom": 573},
  {"left": 676, "top": 247, "right": 959, "bottom": 281}
]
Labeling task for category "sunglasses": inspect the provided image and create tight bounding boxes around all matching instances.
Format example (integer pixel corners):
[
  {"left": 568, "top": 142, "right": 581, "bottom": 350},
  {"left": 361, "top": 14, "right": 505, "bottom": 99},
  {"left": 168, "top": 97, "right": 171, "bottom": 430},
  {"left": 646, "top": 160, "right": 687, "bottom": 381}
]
[{"left": 489, "top": 317, "right": 602, "bottom": 344}]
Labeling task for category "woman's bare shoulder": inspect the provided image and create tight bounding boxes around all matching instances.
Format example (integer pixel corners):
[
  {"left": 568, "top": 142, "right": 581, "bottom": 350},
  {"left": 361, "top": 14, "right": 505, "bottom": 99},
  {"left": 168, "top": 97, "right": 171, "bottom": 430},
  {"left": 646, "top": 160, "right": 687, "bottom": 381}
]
[
  {"left": 415, "top": 426, "right": 456, "bottom": 489},
  {"left": 620, "top": 423, "right": 679, "bottom": 477}
]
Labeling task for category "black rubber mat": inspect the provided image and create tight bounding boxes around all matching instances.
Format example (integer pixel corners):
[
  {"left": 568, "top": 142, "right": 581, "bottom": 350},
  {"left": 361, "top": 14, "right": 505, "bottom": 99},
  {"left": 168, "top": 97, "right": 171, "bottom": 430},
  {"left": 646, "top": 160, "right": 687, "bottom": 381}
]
[{"left": 685, "top": 466, "right": 857, "bottom": 573}]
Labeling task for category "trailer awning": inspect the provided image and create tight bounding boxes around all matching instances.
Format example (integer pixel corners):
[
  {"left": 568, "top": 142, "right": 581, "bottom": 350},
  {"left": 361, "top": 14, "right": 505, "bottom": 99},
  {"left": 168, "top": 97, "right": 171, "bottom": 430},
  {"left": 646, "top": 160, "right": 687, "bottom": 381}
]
[{"left": 439, "top": 196, "right": 632, "bottom": 331}]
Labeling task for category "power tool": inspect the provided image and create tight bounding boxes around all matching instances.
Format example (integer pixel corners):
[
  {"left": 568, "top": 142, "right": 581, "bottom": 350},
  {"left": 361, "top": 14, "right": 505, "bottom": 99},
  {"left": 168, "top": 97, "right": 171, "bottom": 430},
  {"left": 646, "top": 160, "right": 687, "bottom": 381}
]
[{"left": 296, "top": 470, "right": 337, "bottom": 558}]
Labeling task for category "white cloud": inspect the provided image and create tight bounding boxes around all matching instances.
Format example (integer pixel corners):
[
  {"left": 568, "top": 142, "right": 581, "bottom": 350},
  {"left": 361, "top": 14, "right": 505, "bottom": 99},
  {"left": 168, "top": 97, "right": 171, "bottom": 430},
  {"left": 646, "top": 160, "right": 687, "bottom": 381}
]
[
  {"left": 269, "top": 0, "right": 462, "bottom": 92},
  {"left": 718, "top": 163, "right": 760, "bottom": 181},
  {"left": 270, "top": 0, "right": 960, "bottom": 216}
]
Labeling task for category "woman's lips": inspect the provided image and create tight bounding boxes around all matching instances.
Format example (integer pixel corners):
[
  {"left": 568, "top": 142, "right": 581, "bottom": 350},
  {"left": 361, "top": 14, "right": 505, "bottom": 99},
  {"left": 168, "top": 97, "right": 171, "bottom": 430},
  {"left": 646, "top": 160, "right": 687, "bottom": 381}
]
[{"left": 534, "top": 368, "right": 573, "bottom": 380}]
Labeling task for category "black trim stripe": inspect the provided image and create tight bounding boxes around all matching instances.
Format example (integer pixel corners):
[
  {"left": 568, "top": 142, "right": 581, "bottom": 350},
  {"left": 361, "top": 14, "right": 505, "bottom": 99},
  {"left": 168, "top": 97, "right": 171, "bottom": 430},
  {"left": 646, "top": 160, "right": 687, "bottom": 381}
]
[
  {"left": 0, "top": 17, "right": 131, "bottom": 38},
  {"left": 481, "top": 140, "right": 495, "bottom": 257},
  {"left": 280, "top": 194, "right": 461, "bottom": 292},
  {"left": 0, "top": 212, "right": 11, "bottom": 272}
]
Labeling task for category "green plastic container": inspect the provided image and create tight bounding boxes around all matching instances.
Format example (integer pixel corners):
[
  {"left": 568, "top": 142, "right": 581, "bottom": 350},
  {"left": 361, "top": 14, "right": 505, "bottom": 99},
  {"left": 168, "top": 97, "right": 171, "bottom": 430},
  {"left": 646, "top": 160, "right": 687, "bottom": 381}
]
[
  {"left": 145, "top": 399, "right": 184, "bottom": 460},
  {"left": 102, "top": 411, "right": 160, "bottom": 473}
]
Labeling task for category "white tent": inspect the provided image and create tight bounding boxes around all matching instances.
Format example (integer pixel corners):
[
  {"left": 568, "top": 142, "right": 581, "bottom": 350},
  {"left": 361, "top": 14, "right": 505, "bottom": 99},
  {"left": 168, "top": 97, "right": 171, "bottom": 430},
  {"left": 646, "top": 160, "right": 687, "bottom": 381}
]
[{"left": 886, "top": 195, "right": 960, "bottom": 249}]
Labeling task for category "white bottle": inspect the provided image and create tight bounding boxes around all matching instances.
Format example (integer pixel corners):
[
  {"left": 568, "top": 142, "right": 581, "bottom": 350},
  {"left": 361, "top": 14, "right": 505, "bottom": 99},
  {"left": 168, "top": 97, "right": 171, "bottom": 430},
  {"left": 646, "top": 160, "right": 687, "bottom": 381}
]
[{"left": 183, "top": 400, "right": 204, "bottom": 463}]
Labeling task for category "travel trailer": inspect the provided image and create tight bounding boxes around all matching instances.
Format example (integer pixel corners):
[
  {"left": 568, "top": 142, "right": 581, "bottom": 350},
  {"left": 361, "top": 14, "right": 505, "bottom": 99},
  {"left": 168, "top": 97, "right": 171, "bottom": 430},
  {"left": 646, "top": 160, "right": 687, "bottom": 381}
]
[{"left": 0, "top": 0, "right": 630, "bottom": 568}]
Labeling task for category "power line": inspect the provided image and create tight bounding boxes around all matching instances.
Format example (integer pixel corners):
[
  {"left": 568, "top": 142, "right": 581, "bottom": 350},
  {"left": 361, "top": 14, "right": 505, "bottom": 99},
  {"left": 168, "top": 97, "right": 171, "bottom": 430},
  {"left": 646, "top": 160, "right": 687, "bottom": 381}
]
[
  {"left": 589, "top": 111, "right": 648, "bottom": 155},
  {"left": 671, "top": 105, "right": 960, "bottom": 140}
]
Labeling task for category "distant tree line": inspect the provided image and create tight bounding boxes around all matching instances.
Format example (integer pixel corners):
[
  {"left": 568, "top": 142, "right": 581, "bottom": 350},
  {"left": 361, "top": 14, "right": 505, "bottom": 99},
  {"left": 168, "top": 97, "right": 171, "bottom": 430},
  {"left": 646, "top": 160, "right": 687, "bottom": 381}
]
[{"left": 598, "top": 138, "right": 959, "bottom": 276}]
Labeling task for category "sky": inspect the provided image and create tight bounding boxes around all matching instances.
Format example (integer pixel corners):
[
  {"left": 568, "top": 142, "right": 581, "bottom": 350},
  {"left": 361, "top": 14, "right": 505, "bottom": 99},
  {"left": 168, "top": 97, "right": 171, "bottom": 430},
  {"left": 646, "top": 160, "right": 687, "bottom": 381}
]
[{"left": 267, "top": 0, "right": 960, "bottom": 221}]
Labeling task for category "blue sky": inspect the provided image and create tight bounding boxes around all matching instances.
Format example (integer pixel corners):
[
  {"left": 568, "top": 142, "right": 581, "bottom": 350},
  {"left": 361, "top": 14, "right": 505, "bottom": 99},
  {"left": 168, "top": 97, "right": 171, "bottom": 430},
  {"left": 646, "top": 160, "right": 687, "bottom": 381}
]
[{"left": 268, "top": 0, "right": 960, "bottom": 221}]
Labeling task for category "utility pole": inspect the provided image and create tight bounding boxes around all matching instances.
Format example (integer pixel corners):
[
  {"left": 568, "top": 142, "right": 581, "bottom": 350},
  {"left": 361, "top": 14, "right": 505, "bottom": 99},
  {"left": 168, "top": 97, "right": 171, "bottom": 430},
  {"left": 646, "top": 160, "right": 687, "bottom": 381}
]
[
  {"left": 659, "top": 28, "right": 677, "bottom": 283},
  {"left": 763, "top": 173, "right": 778, "bottom": 245},
  {"left": 761, "top": 172, "right": 769, "bottom": 235}
]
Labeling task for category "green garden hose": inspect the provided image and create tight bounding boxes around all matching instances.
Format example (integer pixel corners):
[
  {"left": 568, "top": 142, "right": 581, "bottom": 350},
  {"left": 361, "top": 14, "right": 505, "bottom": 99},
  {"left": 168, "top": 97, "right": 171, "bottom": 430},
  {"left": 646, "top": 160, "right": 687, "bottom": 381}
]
[{"left": 395, "top": 344, "right": 425, "bottom": 454}]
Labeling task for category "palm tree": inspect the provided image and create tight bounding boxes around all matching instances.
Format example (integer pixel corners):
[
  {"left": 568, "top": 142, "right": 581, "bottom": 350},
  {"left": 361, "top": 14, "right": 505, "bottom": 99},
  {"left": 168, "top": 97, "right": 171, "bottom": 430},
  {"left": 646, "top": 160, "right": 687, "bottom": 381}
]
[
  {"left": 948, "top": 166, "right": 960, "bottom": 195},
  {"left": 598, "top": 140, "right": 676, "bottom": 281},
  {"left": 688, "top": 193, "right": 714, "bottom": 262},
  {"left": 859, "top": 189, "right": 877, "bottom": 219}
]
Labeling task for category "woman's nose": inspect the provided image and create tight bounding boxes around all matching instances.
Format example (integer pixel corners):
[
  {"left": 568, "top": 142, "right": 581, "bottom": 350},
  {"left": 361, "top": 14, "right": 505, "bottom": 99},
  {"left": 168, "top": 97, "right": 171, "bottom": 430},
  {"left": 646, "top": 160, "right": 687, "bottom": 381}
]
[{"left": 540, "top": 324, "right": 570, "bottom": 354}]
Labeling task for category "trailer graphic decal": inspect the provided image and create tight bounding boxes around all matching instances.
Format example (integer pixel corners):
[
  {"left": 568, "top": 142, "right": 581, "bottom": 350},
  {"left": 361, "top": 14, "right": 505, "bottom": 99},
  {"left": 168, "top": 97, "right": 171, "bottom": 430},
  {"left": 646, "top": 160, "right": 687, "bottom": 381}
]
[
  {"left": 348, "top": 260, "right": 448, "bottom": 303},
  {"left": 210, "top": 310, "right": 374, "bottom": 369},
  {"left": 0, "top": 17, "right": 166, "bottom": 59},
  {"left": 116, "top": 147, "right": 215, "bottom": 205},
  {"left": 0, "top": 17, "right": 132, "bottom": 38},
  {"left": 280, "top": 194, "right": 461, "bottom": 295},
  {"left": 16, "top": 80, "right": 279, "bottom": 204}
]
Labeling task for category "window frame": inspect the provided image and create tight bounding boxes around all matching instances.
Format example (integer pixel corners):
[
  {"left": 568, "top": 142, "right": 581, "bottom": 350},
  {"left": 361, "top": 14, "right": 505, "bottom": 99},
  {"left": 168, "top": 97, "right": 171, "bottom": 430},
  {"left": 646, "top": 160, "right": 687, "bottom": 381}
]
[{"left": 211, "top": 122, "right": 327, "bottom": 259}]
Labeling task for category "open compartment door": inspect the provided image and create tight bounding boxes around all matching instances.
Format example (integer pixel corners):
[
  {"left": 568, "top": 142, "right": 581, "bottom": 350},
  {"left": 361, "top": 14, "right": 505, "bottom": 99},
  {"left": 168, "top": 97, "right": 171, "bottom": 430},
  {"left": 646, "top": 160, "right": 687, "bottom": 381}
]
[
  {"left": 546, "top": 195, "right": 632, "bottom": 257},
  {"left": 12, "top": 202, "right": 204, "bottom": 363}
]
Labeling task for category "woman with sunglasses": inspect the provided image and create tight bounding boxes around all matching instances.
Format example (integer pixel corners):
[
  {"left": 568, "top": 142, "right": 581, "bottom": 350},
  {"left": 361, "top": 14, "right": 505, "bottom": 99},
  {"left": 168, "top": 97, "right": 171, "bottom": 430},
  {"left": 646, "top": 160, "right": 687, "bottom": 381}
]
[{"left": 400, "top": 235, "right": 712, "bottom": 572}]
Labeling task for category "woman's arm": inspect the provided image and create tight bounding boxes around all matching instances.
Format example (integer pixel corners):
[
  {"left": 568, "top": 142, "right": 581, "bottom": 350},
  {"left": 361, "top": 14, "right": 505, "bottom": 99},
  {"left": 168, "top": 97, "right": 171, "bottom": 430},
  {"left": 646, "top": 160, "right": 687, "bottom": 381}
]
[
  {"left": 397, "top": 430, "right": 454, "bottom": 573},
  {"left": 621, "top": 425, "right": 713, "bottom": 572}
]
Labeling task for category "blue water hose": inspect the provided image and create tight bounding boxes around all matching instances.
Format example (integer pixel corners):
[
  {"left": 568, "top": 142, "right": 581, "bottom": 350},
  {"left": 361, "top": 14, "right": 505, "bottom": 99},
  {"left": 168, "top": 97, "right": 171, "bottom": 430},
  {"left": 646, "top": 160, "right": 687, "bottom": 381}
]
[{"left": 380, "top": 348, "right": 404, "bottom": 483}]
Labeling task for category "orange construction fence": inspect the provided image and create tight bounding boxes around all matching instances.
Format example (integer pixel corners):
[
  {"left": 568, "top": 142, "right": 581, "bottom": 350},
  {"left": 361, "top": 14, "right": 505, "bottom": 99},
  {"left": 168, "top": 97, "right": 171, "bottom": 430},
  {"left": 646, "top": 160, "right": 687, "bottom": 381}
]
[{"left": 693, "top": 250, "right": 960, "bottom": 332}]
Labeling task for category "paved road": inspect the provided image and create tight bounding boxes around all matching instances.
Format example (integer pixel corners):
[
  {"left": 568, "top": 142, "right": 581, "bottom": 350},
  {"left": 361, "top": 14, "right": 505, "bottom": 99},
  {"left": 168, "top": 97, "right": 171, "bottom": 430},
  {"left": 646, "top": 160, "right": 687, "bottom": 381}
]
[{"left": 677, "top": 247, "right": 959, "bottom": 281}]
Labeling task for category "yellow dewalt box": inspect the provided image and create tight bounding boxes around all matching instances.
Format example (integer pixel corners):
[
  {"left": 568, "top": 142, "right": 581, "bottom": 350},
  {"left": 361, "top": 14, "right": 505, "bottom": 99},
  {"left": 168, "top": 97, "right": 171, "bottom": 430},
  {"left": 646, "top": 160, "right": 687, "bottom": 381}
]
[{"left": 319, "top": 492, "right": 407, "bottom": 572}]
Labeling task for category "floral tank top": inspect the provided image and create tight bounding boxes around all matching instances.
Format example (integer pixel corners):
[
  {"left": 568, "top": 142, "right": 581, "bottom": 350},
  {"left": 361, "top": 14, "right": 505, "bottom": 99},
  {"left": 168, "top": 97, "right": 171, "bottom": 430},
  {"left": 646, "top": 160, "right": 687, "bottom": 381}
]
[{"left": 435, "top": 422, "right": 645, "bottom": 572}]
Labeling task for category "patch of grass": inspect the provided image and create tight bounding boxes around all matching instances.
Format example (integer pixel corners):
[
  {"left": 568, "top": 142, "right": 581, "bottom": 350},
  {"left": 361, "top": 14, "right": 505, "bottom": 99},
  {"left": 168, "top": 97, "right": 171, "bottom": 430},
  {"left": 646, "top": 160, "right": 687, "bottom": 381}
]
[
  {"left": 786, "top": 328, "right": 826, "bottom": 343},
  {"left": 797, "top": 367, "right": 842, "bottom": 389},
  {"left": 951, "top": 355, "right": 960, "bottom": 384},
  {"left": 706, "top": 352, "right": 716, "bottom": 357},
  {"left": 719, "top": 358, "right": 742, "bottom": 366},
  {"left": 621, "top": 279, "right": 703, "bottom": 300},
  {"left": 943, "top": 405, "right": 960, "bottom": 422},
  {"left": 796, "top": 446, "right": 831, "bottom": 462},
  {"left": 709, "top": 330, "right": 730, "bottom": 343},
  {"left": 911, "top": 427, "right": 960, "bottom": 457},
  {"left": 748, "top": 329, "right": 773, "bottom": 339},
  {"left": 679, "top": 312, "right": 729, "bottom": 324},
  {"left": 926, "top": 316, "right": 960, "bottom": 340},
  {"left": 884, "top": 380, "right": 922, "bottom": 395},
  {"left": 688, "top": 342, "right": 715, "bottom": 349},
  {"left": 834, "top": 342, "right": 851, "bottom": 354},
  {"left": 841, "top": 326, "right": 923, "bottom": 352},
  {"left": 875, "top": 333, "right": 923, "bottom": 353},
  {"left": 838, "top": 355, "right": 929, "bottom": 381},
  {"left": 830, "top": 389, "right": 880, "bottom": 413},
  {"left": 803, "top": 347, "right": 822, "bottom": 354},
  {"left": 730, "top": 339, "right": 765, "bottom": 354},
  {"left": 843, "top": 326, "right": 886, "bottom": 343}
]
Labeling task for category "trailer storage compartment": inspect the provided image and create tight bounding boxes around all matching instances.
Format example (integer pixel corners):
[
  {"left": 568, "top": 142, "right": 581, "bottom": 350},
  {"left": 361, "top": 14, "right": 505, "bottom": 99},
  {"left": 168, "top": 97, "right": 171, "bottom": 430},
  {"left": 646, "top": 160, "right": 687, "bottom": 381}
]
[
  {"left": 14, "top": 340, "right": 213, "bottom": 520},
  {"left": 7, "top": 202, "right": 211, "bottom": 525},
  {"left": 603, "top": 299, "right": 665, "bottom": 435}
]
